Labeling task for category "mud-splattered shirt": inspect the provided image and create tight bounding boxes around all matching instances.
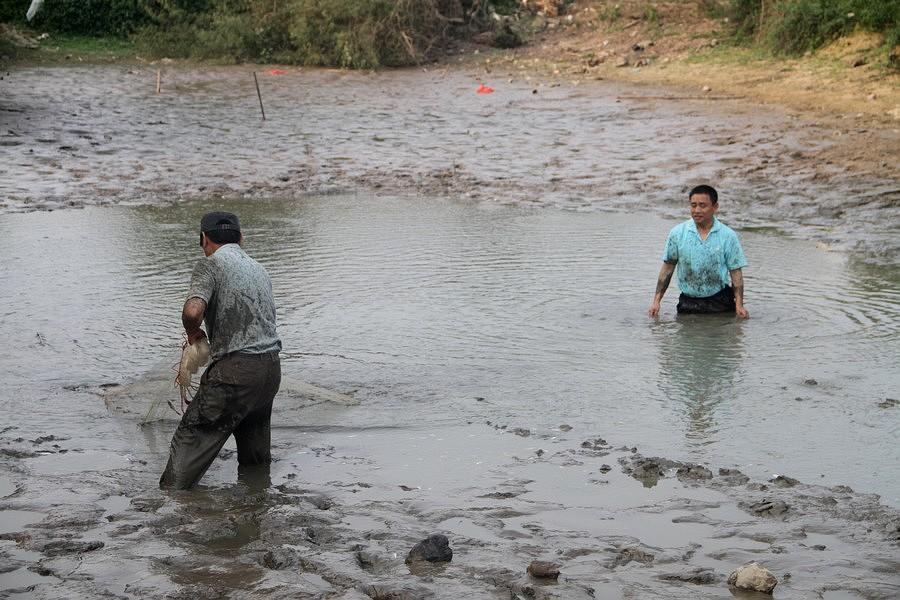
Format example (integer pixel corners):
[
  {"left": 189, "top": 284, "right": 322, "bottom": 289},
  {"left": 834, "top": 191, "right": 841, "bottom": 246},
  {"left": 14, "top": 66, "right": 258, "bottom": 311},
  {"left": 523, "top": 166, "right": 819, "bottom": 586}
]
[
  {"left": 662, "top": 218, "right": 747, "bottom": 298},
  {"left": 187, "top": 244, "right": 281, "bottom": 361}
]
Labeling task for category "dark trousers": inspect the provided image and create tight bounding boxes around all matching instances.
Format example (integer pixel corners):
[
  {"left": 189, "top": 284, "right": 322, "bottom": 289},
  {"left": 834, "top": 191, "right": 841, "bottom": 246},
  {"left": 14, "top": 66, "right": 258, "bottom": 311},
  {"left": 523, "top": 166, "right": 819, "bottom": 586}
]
[
  {"left": 677, "top": 286, "right": 736, "bottom": 314},
  {"left": 160, "top": 352, "right": 281, "bottom": 490}
]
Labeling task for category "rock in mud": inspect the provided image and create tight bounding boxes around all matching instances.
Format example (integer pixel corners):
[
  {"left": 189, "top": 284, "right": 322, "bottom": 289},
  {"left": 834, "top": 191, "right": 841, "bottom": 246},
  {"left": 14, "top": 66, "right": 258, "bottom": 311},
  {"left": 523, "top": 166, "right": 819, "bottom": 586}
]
[
  {"left": 405, "top": 534, "right": 452, "bottom": 564},
  {"left": 727, "top": 562, "right": 778, "bottom": 594},
  {"left": 658, "top": 568, "right": 718, "bottom": 584},
  {"left": 717, "top": 468, "right": 750, "bottom": 485},
  {"left": 39, "top": 539, "right": 104, "bottom": 556},
  {"left": 581, "top": 437, "right": 609, "bottom": 450},
  {"left": 527, "top": 560, "right": 561, "bottom": 578},
  {"left": 611, "top": 547, "right": 654, "bottom": 567},
  {"left": 676, "top": 463, "right": 713, "bottom": 480},
  {"left": 744, "top": 499, "right": 790, "bottom": 517},
  {"left": 620, "top": 454, "right": 683, "bottom": 485},
  {"left": 770, "top": 475, "right": 799, "bottom": 488}
]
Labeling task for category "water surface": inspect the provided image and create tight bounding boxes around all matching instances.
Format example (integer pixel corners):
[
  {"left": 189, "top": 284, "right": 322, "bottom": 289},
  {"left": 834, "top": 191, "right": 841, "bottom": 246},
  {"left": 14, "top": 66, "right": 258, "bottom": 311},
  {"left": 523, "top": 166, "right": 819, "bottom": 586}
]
[{"left": 0, "top": 196, "right": 897, "bottom": 598}]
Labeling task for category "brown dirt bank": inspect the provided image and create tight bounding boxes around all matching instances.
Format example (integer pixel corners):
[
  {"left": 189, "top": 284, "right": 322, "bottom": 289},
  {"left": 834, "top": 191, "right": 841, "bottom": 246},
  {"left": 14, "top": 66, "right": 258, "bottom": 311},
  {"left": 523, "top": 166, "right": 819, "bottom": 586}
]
[{"left": 453, "top": 0, "right": 900, "bottom": 181}]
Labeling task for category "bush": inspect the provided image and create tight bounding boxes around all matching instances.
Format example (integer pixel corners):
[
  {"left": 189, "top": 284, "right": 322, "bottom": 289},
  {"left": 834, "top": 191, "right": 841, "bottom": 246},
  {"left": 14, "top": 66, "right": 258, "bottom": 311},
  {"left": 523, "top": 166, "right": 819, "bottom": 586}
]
[
  {"left": 726, "top": 0, "right": 900, "bottom": 56},
  {"left": 29, "top": 0, "right": 148, "bottom": 36},
  {"left": 289, "top": 0, "right": 457, "bottom": 68},
  {"left": 134, "top": 0, "right": 466, "bottom": 67}
]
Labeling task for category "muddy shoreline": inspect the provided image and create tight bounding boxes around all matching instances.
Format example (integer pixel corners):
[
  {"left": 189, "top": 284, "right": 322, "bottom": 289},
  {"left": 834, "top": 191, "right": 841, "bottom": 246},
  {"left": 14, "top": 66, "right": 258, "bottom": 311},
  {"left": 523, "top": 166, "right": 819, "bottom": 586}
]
[
  {"left": 1, "top": 64, "right": 898, "bottom": 264},
  {"left": 2, "top": 411, "right": 899, "bottom": 599}
]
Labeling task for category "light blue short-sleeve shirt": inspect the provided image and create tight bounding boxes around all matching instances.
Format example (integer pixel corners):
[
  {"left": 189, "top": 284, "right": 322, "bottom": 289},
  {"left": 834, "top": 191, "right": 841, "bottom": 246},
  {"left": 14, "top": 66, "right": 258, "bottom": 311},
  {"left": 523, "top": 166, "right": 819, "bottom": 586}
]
[{"left": 662, "top": 218, "right": 747, "bottom": 298}]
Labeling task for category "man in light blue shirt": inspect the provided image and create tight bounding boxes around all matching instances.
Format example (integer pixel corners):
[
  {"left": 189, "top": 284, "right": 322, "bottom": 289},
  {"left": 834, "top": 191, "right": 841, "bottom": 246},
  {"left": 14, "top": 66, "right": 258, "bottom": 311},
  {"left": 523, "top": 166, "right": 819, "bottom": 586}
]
[{"left": 648, "top": 185, "right": 749, "bottom": 318}]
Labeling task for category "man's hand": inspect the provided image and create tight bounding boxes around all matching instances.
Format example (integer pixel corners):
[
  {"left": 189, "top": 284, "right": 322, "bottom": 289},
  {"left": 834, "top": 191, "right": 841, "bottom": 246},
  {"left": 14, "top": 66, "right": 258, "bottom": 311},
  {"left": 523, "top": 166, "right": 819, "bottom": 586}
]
[
  {"left": 187, "top": 329, "right": 207, "bottom": 345},
  {"left": 730, "top": 269, "right": 749, "bottom": 319},
  {"left": 649, "top": 262, "right": 676, "bottom": 317}
]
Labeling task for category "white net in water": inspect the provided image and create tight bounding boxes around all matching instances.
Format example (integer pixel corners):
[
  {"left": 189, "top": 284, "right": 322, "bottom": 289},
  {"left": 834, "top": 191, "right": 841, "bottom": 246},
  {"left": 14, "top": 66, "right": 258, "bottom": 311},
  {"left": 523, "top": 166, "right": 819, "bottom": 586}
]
[{"left": 102, "top": 345, "right": 358, "bottom": 426}]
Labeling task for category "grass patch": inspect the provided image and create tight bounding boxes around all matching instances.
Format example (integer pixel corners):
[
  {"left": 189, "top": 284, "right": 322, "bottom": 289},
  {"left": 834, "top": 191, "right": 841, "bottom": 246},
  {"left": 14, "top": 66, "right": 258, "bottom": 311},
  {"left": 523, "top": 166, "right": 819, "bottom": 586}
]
[
  {"left": 722, "top": 0, "right": 900, "bottom": 66},
  {"left": 0, "top": 31, "right": 136, "bottom": 65},
  {"left": 43, "top": 35, "right": 136, "bottom": 55},
  {"left": 597, "top": 3, "right": 622, "bottom": 23}
]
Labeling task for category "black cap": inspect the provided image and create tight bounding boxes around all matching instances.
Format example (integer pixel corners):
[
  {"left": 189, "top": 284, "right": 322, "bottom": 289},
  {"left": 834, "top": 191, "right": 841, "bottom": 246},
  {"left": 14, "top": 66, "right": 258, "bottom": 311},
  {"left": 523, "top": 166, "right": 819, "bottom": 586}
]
[{"left": 200, "top": 211, "right": 240, "bottom": 233}]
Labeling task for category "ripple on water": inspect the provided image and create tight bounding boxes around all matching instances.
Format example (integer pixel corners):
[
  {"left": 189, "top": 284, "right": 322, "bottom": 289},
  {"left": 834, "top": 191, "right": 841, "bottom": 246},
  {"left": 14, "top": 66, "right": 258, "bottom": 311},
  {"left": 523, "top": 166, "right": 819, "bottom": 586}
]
[{"left": 0, "top": 197, "right": 898, "bottom": 502}]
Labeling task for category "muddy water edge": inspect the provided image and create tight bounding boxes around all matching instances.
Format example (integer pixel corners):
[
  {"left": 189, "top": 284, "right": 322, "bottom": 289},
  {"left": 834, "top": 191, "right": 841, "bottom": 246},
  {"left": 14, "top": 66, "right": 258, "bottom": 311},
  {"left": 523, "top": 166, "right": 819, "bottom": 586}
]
[{"left": 1, "top": 65, "right": 899, "bottom": 599}]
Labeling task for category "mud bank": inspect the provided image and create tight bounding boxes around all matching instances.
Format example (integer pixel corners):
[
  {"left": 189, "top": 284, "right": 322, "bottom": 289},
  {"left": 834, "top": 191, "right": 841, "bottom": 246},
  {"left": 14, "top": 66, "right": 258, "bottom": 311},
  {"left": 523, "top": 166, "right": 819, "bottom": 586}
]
[
  {"left": 1, "top": 418, "right": 898, "bottom": 599},
  {"left": 0, "top": 65, "right": 898, "bottom": 263}
]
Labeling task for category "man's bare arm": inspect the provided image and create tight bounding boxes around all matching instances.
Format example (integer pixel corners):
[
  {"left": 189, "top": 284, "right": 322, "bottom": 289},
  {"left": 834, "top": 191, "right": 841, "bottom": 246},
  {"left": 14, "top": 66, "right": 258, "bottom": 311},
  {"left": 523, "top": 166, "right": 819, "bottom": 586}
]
[
  {"left": 182, "top": 298, "right": 207, "bottom": 343},
  {"left": 730, "top": 269, "right": 749, "bottom": 319},
  {"left": 649, "top": 262, "right": 676, "bottom": 317}
]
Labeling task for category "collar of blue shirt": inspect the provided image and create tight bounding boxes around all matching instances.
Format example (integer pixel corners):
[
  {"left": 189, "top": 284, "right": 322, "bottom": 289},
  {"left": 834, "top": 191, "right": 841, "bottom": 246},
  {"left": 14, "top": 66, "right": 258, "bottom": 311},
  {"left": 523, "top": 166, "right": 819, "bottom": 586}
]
[{"left": 687, "top": 216, "right": 722, "bottom": 238}]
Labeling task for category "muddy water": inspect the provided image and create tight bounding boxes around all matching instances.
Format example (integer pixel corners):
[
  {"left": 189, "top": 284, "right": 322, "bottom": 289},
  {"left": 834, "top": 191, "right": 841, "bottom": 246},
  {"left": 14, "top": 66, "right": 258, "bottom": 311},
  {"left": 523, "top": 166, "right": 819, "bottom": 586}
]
[{"left": 1, "top": 197, "right": 898, "bottom": 599}]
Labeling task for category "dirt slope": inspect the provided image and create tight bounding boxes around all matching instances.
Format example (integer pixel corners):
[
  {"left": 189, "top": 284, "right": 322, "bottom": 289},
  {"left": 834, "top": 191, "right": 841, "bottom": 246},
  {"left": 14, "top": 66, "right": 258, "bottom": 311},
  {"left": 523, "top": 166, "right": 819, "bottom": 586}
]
[{"left": 462, "top": 0, "right": 900, "bottom": 180}]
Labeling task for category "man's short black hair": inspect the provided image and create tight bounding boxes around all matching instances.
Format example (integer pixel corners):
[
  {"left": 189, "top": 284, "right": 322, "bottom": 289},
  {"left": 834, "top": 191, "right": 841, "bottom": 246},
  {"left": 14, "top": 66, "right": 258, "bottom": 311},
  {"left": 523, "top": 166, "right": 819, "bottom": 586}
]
[
  {"left": 689, "top": 184, "right": 718, "bottom": 204},
  {"left": 205, "top": 229, "right": 241, "bottom": 244}
]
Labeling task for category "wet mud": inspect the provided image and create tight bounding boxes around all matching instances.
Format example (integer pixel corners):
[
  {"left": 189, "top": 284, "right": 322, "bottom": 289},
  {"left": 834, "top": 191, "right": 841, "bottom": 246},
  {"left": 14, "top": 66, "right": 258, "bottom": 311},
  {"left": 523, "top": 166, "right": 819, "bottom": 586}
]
[
  {"left": 1, "top": 416, "right": 898, "bottom": 599},
  {"left": 1, "top": 65, "right": 898, "bottom": 263}
]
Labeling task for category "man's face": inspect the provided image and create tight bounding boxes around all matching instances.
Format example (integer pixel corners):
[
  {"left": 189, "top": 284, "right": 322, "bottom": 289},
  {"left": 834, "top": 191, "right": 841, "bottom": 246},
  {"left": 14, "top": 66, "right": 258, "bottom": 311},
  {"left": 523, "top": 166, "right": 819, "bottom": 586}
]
[{"left": 689, "top": 193, "right": 717, "bottom": 227}]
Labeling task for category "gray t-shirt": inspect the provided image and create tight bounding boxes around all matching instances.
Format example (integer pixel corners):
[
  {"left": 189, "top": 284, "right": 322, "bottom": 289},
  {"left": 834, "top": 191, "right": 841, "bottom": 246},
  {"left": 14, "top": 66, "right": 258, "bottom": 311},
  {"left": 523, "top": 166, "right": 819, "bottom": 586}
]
[{"left": 187, "top": 244, "right": 281, "bottom": 361}]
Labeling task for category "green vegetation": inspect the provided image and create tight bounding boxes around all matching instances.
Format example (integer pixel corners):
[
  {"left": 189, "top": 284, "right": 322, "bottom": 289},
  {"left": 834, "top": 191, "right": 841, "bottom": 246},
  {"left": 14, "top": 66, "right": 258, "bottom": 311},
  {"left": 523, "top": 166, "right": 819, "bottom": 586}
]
[
  {"left": 2, "top": 1, "right": 897, "bottom": 69},
  {"left": 1, "top": 0, "right": 533, "bottom": 68},
  {"left": 133, "top": 0, "right": 473, "bottom": 67},
  {"left": 723, "top": 0, "right": 900, "bottom": 62},
  {"left": 598, "top": 3, "right": 622, "bottom": 22}
]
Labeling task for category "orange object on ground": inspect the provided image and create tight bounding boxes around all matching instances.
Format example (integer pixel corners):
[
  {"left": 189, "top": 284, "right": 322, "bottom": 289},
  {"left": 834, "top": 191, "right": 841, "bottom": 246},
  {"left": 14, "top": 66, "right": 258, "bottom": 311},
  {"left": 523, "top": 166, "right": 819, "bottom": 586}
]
[
  {"left": 267, "top": 69, "right": 287, "bottom": 76},
  {"left": 476, "top": 83, "right": 494, "bottom": 94}
]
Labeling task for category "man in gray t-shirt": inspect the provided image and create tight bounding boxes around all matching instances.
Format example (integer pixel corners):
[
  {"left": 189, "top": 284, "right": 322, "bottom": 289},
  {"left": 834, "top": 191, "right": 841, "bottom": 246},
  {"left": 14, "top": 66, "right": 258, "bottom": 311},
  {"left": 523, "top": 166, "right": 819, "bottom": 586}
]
[{"left": 160, "top": 211, "right": 282, "bottom": 490}]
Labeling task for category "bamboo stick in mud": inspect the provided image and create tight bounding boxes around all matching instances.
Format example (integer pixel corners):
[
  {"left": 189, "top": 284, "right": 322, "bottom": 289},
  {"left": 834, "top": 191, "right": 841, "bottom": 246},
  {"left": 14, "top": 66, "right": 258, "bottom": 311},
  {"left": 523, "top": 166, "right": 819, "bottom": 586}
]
[
  {"left": 253, "top": 71, "right": 266, "bottom": 121},
  {"left": 156, "top": 69, "right": 161, "bottom": 94}
]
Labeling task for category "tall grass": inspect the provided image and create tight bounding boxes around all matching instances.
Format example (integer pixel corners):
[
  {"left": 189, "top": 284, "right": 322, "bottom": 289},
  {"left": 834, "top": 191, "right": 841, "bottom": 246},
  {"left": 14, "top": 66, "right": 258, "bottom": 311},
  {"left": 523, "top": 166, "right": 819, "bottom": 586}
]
[
  {"left": 135, "top": 0, "right": 470, "bottom": 67},
  {"left": 725, "top": 0, "right": 900, "bottom": 58}
]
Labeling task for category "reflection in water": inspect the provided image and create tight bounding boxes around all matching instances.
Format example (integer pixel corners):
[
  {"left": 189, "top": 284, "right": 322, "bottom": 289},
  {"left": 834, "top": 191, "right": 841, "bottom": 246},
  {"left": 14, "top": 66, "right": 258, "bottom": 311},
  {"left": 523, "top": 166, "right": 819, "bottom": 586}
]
[{"left": 656, "top": 316, "right": 745, "bottom": 448}]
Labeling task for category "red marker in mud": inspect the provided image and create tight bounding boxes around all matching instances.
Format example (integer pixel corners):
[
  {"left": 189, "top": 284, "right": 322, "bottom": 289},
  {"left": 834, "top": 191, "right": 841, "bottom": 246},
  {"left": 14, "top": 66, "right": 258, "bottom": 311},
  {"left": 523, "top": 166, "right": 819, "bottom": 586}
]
[
  {"left": 476, "top": 83, "right": 494, "bottom": 94},
  {"left": 267, "top": 69, "right": 287, "bottom": 76}
]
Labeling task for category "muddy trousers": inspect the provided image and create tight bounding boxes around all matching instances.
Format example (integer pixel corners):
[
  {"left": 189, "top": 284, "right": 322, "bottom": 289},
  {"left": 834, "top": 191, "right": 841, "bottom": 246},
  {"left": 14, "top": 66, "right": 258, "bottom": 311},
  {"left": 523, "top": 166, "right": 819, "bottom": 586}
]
[
  {"left": 160, "top": 352, "right": 281, "bottom": 490},
  {"left": 677, "top": 286, "right": 736, "bottom": 314}
]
